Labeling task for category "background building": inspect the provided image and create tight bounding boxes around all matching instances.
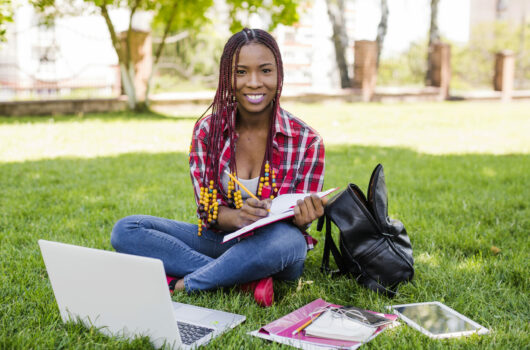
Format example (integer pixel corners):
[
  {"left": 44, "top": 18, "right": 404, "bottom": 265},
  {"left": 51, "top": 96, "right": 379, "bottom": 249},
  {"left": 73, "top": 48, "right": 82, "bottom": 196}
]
[
  {"left": 0, "top": 3, "right": 125, "bottom": 101},
  {"left": 273, "top": 0, "right": 356, "bottom": 92},
  {"left": 1, "top": 0, "right": 526, "bottom": 101}
]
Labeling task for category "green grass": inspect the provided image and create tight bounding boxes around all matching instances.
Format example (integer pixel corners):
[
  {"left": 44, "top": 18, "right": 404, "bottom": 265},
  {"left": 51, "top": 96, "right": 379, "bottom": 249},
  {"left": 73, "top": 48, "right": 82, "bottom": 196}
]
[{"left": 1, "top": 102, "right": 529, "bottom": 349}]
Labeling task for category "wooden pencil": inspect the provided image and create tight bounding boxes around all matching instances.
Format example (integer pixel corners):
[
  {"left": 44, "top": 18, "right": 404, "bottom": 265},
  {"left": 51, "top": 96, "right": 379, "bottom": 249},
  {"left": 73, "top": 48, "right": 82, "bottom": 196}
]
[{"left": 292, "top": 311, "right": 324, "bottom": 336}]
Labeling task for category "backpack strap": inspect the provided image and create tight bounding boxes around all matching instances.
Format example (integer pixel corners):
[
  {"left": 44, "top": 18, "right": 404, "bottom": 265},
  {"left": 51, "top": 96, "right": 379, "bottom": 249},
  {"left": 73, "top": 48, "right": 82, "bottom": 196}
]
[
  {"left": 319, "top": 216, "right": 348, "bottom": 275},
  {"left": 319, "top": 216, "right": 332, "bottom": 273}
]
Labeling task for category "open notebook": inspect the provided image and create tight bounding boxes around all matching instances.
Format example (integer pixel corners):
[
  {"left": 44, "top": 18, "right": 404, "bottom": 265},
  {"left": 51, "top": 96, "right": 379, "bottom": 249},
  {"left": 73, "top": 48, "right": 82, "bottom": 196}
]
[
  {"left": 250, "top": 298, "right": 398, "bottom": 350},
  {"left": 222, "top": 188, "right": 338, "bottom": 243},
  {"left": 304, "top": 307, "right": 393, "bottom": 342}
]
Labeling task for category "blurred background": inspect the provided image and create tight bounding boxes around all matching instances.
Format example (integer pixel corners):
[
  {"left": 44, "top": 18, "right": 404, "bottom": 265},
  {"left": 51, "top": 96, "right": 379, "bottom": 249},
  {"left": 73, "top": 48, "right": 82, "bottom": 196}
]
[{"left": 0, "top": 0, "right": 528, "bottom": 115}]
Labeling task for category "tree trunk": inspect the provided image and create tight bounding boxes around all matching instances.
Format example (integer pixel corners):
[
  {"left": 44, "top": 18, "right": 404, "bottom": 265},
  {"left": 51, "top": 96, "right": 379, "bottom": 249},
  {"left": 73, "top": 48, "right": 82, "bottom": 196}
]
[
  {"left": 326, "top": 0, "right": 350, "bottom": 88},
  {"left": 426, "top": 0, "right": 441, "bottom": 85},
  {"left": 145, "top": 1, "right": 180, "bottom": 106},
  {"left": 100, "top": 3, "right": 141, "bottom": 111},
  {"left": 496, "top": 0, "right": 508, "bottom": 20},
  {"left": 121, "top": 63, "right": 137, "bottom": 110},
  {"left": 515, "top": 11, "right": 526, "bottom": 89},
  {"left": 375, "top": 0, "right": 388, "bottom": 68}
]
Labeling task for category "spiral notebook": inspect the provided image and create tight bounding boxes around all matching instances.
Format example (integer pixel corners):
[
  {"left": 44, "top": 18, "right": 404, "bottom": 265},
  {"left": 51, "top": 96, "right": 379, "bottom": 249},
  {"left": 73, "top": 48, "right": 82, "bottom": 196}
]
[
  {"left": 249, "top": 299, "right": 398, "bottom": 349},
  {"left": 304, "top": 307, "right": 390, "bottom": 342}
]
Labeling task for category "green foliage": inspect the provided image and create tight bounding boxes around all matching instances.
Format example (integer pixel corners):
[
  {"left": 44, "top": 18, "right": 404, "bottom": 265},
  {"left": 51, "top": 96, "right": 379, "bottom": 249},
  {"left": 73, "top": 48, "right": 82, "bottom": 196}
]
[
  {"left": 0, "top": 0, "right": 13, "bottom": 42},
  {"left": 378, "top": 20, "right": 530, "bottom": 90},
  {"left": 225, "top": 0, "right": 299, "bottom": 32},
  {"left": 152, "top": 0, "right": 302, "bottom": 91},
  {"left": 29, "top": 0, "right": 93, "bottom": 26},
  {"left": 153, "top": 24, "right": 225, "bottom": 86},
  {"left": 451, "top": 20, "right": 530, "bottom": 90},
  {"left": 150, "top": 0, "right": 221, "bottom": 85},
  {"left": 0, "top": 103, "right": 529, "bottom": 348},
  {"left": 151, "top": 0, "right": 213, "bottom": 34},
  {"left": 378, "top": 40, "right": 427, "bottom": 87}
]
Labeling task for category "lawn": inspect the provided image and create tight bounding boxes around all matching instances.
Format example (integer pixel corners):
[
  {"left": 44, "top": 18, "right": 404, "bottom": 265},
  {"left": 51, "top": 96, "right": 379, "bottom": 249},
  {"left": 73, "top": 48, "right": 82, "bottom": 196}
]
[{"left": 0, "top": 101, "right": 529, "bottom": 349}]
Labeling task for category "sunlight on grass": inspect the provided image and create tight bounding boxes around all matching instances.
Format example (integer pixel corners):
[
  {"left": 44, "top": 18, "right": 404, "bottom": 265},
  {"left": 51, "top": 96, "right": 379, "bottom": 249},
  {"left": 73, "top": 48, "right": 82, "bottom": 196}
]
[
  {"left": 284, "top": 101, "right": 530, "bottom": 155},
  {"left": 415, "top": 252, "right": 441, "bottom": 267},
  {"left": 456, "top": 255, "right": 485, "bottom": 273},
  {"left": 481, "top": 167, "right": 497, "bottom": 177},
  {"left": 0, "top": 118, "right": 196, "bottom": 162},
  {"left": 0, "top": 101, "right": 529, "bottom": 163}
]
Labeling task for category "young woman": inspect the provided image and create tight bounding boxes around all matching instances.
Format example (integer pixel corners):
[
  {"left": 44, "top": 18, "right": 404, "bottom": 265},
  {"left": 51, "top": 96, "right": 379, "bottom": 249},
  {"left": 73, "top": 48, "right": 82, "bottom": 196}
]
[{"left": 111, "top": 28, "right": 326, "bottom": 307}]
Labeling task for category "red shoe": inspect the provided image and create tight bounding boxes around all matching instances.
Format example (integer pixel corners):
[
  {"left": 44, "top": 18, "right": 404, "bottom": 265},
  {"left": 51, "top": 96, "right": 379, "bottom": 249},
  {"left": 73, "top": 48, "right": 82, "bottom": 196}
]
[
  {"left": 250, "top": 277, "right": 274, "bottom": 307},
  {"left": 240, "top": 280, "right": 259, "bottom": 293},
  {"left": 166, "top": 275, "right": 178, "bottom": 292}
]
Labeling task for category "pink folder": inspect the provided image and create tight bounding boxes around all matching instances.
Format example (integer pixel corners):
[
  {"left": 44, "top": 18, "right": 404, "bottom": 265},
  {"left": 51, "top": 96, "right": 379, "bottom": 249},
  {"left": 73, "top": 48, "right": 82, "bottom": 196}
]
[{"left": 252, "top": 298, "right": 398, "bottom": 349}]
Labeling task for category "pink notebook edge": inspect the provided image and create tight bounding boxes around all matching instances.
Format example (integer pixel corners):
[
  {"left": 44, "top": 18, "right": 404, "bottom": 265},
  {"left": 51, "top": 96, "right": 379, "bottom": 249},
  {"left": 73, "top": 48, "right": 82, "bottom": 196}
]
[
  {"left": 222, "top": 187, "right": 340, "bottom": 244},
  {"left": 256, "top": 298, "right": 398, "bottom": 347},
  {"left": 222, "top": 210, "right": 294, "bottom": 244}
]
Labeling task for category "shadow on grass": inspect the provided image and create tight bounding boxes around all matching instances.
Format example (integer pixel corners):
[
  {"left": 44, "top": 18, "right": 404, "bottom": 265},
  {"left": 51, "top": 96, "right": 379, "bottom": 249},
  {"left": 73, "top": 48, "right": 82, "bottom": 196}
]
[{"left": 1, "top": 144, "right": 528, "bottom": 349}]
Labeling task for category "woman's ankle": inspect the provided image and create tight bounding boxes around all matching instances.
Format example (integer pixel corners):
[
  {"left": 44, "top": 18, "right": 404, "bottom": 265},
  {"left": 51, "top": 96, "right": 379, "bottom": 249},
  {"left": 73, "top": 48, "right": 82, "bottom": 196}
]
[{"left": 174, "top": 279, "right": 185, "bottom": 291}]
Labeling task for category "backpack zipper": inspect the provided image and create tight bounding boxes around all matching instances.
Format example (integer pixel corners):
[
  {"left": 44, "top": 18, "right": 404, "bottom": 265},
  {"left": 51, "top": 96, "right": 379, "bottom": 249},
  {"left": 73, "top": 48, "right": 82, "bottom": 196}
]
[{"left": 367, "top": 164, "right": 383, "bottom": 225}]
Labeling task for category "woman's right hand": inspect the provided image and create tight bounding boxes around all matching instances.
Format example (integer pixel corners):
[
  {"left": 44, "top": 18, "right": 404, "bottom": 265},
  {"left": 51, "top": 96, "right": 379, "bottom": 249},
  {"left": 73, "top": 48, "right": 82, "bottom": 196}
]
[
  {"left": 215, "top": 198, "right": 272, "bottom": 232},
  {"left": 237, "top": 198, "right": 272, "bottom": 228}
]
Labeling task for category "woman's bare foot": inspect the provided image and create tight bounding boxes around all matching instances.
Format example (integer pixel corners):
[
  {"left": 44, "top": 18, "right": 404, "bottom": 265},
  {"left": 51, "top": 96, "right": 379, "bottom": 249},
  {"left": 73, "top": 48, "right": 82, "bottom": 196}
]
[{"left": 174, "top": 279, "right": 185, "bottom": 291}]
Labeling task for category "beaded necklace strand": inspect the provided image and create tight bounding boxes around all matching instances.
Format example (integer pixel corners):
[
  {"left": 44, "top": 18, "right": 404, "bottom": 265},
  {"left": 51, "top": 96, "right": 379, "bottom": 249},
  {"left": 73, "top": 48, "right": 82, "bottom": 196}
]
[{"left": 196, "top": 160, "right": 277, "bottom": 236}]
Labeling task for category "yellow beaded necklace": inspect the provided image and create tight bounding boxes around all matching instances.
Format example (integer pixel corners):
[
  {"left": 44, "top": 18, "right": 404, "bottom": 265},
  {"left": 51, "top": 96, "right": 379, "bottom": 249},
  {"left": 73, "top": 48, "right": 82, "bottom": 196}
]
[
  {"left": 197, "top": 161, "right": 277, "bottom": 236},
  {"left": 197, "top": 180, "right": 219, "bottom": 236}
]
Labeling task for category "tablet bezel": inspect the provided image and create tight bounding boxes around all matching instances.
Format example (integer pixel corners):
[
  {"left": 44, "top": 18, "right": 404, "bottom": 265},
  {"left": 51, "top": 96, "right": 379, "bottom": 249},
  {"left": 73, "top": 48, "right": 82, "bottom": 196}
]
[{"left": 386, "top": 301, "right": 489, "bottom": 339}]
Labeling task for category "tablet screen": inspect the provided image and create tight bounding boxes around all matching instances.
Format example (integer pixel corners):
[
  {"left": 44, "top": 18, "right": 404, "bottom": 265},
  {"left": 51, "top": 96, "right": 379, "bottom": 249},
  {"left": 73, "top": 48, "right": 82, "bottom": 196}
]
[{"left": 394, "top": 303, "right": 480, "bottom": 335}]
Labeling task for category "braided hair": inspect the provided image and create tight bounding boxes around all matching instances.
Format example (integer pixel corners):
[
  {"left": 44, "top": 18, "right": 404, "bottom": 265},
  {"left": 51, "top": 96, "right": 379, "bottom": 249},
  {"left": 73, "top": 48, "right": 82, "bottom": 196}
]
[{"left": 200, "top": 28, "right": 284, "bottom": 196}]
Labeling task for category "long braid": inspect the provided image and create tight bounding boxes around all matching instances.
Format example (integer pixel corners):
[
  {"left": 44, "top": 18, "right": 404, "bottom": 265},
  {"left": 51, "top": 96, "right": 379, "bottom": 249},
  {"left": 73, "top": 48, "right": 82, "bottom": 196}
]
[
  {"left": 254, "top": 32, "right": 284, "bottom": 183},
  {"left": 195, "top": 28, "right": 284, "bottom": 231}
]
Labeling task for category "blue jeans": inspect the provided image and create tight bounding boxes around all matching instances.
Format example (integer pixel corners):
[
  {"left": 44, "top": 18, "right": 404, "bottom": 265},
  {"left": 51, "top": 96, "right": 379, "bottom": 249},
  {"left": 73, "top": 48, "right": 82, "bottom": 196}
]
[{"left": 110, "top": 215, "right": 307, "bottom": 293}]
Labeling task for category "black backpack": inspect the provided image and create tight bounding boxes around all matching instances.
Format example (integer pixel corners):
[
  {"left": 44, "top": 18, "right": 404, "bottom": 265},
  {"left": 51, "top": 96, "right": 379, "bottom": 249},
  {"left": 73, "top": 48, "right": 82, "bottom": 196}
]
[{"left": 317, "top": 164, "right": 414, "bottom": 297}]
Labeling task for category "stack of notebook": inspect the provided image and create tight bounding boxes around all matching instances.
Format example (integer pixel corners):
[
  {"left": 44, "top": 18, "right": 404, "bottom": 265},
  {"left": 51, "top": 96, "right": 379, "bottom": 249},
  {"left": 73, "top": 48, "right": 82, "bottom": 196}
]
[{"left": 250, "top": 299, "right": 398, "bottom": 350}]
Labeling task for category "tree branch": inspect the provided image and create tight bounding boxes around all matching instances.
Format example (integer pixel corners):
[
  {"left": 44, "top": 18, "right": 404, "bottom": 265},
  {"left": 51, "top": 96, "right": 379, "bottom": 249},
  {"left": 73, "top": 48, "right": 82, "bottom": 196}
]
[
  {"left": 153, "top": 0, "right": 179, "bottom": 66},
  {"left": 126, "top": 0, "right": 140, "bottom": 68},
  {"left": 99, "top": 3, "right": 123, "bottom": 62},
  {"left": 428, "top": 0, "right": 440, "bottom": 46},
  {"left": 376, "top": 0, "right": 389, "bottom": 67},
  {"left": 426, "top": 0, "right": 440, "bottom": 85},
  {"left": 326, "top": 0, "right": 350, "bottom": 88}
]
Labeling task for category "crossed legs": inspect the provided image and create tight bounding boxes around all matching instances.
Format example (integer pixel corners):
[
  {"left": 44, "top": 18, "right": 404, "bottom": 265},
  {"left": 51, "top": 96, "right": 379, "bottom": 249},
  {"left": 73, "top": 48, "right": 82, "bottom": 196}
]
[{"left": 111, "top": 215, "right": 307, "bottom": 293}]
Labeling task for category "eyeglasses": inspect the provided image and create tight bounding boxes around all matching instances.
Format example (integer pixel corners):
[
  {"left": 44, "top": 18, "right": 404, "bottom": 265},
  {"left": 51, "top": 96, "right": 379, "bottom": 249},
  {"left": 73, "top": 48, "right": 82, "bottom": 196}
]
[{"left": 309, "top": 305, "right": 391, "bottom": 327}]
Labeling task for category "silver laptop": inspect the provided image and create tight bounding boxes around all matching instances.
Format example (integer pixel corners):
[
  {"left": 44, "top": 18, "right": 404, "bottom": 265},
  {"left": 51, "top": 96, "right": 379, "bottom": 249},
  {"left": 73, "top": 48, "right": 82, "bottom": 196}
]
[{"left": 38, "top": 240, "right": 245, "bottom": 349}]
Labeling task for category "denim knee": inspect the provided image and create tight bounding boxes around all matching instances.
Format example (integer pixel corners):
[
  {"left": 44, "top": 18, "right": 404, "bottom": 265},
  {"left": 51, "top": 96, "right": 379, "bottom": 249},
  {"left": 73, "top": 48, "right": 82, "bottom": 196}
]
[
  {"left": 110, "top": 215, "right": 141, "bottom": 252},
  {"left": 257, "top": 222, "right": 307, "bottom": 267}
]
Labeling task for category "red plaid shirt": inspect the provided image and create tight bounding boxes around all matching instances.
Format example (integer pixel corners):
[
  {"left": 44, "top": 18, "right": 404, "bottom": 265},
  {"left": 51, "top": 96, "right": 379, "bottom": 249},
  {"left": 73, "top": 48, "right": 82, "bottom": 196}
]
[{"left": 189, "top": 107, "right": 325, "bottom": 247}]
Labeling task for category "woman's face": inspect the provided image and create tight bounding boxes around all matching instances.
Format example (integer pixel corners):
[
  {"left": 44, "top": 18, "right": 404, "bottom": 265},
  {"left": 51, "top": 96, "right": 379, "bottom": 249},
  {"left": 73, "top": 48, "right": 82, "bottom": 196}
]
[{"left": 234, "top": 43, "right": 278, "bottom": 118}]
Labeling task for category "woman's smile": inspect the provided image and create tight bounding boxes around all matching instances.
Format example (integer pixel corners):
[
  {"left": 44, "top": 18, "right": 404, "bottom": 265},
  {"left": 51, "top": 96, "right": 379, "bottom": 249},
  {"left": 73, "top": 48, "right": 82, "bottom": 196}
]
[{"left": 245, "top": 94, "right": 265, "bottom": 104}]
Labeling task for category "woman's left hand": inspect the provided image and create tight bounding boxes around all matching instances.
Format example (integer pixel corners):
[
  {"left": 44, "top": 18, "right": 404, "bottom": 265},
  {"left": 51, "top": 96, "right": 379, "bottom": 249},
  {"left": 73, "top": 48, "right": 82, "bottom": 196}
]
[{"left": 292, "top": 194, "right": 328, "bottom": 230}]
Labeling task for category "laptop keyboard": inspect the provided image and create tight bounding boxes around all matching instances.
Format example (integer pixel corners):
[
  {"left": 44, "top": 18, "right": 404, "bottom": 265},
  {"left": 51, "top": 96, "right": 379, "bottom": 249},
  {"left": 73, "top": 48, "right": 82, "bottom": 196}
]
[{"left": 177, "top": 321, "right": 215, "bottom": 345}]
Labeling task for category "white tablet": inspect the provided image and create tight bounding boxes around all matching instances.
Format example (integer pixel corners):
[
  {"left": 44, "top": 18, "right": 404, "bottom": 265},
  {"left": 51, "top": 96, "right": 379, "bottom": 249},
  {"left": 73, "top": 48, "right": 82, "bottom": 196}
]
[{"left": 387, "top": 302, "right": 489, "bottom": 339}]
